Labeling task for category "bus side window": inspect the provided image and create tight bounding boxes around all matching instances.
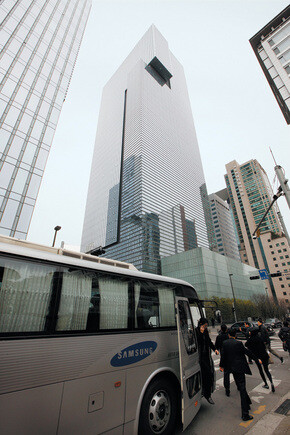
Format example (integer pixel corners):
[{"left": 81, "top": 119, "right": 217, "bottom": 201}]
[
  {"left": 55, "top": 270, "right": 130, "bottom": 332},
  {"left": 134, "top": 282, "right": 176, "bottom": 329},
  {"left": 158, "top": 285, "right": 176, "bottom": 327},
  {"left": 0, "top": 257, "right": 56, "bottom": 333},
  {"left": 135, "top": 282, "right": 160, "bottom": 329},
  {"left": 56, "top": 269, "right": 93, "bottom": 331},
  {"left": 98, "top": 276, "right": 129, "bottom": 330},
  {"left": 86, "top": 289, "right": 100, "bottom": 332}
]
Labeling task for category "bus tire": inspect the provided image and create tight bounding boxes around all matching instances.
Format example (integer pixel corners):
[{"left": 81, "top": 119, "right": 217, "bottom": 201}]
[{"left": 138, "top": 376, "right": 178, "bottom": 435}]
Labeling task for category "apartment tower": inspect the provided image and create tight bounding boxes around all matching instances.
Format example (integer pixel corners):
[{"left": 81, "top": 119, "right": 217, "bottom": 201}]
[
  {"left": 0, "top": 0, "right": 91, "bottom": 238},
  {"left": 81, "top": 25, "right": 209, "bottom": 273},
  {"left": 208, "top": 191, "right": 240, "bottom": 261},
  {"left": 225, "top": 159, "right": 290, "bottom": 303}
]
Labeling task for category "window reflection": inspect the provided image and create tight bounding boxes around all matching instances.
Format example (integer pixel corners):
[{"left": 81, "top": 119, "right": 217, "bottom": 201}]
[{"left": 178, "top": 300, "right": 197, "bottom": 355}]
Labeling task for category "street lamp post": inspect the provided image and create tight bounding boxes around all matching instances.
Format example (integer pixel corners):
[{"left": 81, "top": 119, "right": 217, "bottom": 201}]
[
  {"left": 52, "top": 225, "right": 61, "bottom": 247},
  {"left": 229, "top": 273, "right": 237, "bottom": 322}
]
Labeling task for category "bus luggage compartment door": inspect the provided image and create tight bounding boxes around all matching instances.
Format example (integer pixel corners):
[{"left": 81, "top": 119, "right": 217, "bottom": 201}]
[{"left": 175, "top": 297, "right": 201, "bottom": 431}]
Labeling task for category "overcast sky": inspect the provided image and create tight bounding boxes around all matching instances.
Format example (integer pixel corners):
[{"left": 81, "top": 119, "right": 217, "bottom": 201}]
[{"left": 28, "top": 0, "right": 290, "bottom": 249}]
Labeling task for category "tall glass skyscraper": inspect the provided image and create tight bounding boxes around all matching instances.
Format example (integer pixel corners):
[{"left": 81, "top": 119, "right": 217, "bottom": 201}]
[
  {"left": 81, "top": 25, "right": 209, "bottom": 273},
  {"left": 0, "top": 0, "right": 91, "bottom": 239}
]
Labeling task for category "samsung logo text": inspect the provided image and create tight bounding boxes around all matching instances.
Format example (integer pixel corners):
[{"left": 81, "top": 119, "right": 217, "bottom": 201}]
[{"left": 111, "top": 341, "right": 157, "bottom": 367}]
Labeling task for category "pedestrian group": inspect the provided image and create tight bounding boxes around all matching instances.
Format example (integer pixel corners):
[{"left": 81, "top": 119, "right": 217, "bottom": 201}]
[{"left": 196, "top": 317, "right": 289, "bottom": 422}]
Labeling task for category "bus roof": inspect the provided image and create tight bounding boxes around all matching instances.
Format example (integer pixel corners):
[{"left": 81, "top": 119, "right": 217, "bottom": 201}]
[
  {"left": 0, "top": 235, "right": 197, "bottom": 292},
  {"left": 0, "top": 234, "right": 136, "bottom": 270}
]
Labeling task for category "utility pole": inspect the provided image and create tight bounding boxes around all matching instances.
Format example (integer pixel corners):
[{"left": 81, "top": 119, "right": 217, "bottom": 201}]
[
  {"left": 274, "top": 165, "right": 290, "bottom": 209},
  {"left": 277, "top": 211, "right": 290, "bottom": 247},
  {"left": 270, "top": 148, "right": 290, "bottom": 209},
  {"left": 229, "top": 273, "right": 237, "bottom": 322}
]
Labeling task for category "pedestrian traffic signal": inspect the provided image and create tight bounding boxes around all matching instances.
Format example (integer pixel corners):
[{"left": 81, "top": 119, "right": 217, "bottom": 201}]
[
  {"left": 249, "top": 276, "right": 260, "bottom": 280},
  {"left": 270, "top": 272, "right": 282, "bottom": 278}
]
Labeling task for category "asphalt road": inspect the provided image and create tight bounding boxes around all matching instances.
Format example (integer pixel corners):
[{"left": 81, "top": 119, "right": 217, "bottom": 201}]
[{"left": 177, "top": 330, "right": 290, "bottom": 435}]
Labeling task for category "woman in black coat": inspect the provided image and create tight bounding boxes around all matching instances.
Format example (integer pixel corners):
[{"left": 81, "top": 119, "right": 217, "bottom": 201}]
[
  {"left": 245, "top": 328, "right": 275, "bottom": 392},
  {"left": 196, "top": 318, "right": 219, "bottom": 404}
]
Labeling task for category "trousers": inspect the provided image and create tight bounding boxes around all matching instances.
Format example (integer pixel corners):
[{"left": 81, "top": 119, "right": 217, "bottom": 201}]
[
  {"left": 232, "top": 372, "right": 251, "bottom": 417},
  {"left": 256, "top": 359, "right": 273, "bottom": 384},
  {"left": 224, "top": 369, "right": 230, "bottom": 392}
]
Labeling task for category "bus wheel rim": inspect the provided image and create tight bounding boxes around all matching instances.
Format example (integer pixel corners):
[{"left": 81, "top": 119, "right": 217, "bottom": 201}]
[{"left": 148, "top": 389, "right": 171, "bottom": 433}]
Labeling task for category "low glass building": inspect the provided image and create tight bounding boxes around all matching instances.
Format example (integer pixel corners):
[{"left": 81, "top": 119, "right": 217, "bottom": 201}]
[{"left": 161, "top": 247, "right": 266, "bottom": 301}]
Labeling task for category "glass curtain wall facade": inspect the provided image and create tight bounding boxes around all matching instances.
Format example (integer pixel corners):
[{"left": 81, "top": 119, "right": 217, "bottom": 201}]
[
  {"left": 81, "top": 25, "right": 209, "bottom": 274},
  {"left": 0, "top": 0, "right": 91, "bottom": 238},
  {"left": 161, "top": 248, "right": 266, "bottom": 301}
]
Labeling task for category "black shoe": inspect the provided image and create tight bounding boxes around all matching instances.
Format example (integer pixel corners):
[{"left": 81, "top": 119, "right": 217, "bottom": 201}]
[
  {"left": 242, "top": 415, "right": 253, "bottom": 421},
  {"left": 271, "top": 384, "right": 275, "bottom": 393},
  {"left": 226, "top": 390, "right": 230, "bottom": 397},
  {"left": 262, "top": 384, "right": 269, "bottom": 389},
  {"left": 281, "top": 357, "right": 284, "bottom": 364},
  {"left": 206, "top": 397, "right": 215, "bottom": 405}
]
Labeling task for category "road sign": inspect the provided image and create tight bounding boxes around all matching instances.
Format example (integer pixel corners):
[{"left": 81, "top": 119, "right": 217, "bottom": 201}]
[{"left": 259, "top": 269, "right": 269, "bottom": 280}]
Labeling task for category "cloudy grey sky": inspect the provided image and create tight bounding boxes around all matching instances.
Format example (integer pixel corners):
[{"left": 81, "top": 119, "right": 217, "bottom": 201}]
[{"left": 28, "top": 0, "right": 290, "bottom": 248}]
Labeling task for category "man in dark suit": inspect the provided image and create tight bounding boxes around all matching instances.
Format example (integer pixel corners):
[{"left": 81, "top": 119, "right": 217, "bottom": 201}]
[
  {"left": 215, "top": 323, "right": 230, "bottom": 396},
  {"left": 220, "top": 328, "right": 260, "bottom": 421}
]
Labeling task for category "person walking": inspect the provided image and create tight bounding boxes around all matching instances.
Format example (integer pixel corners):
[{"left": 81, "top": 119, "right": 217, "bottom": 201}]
[
  {"left": 245, "top": 328, "right": 275, "bottom": 392},
  {"left": 278, "top": 321, "right": 290, "bottom": 355},
  {"left": 196, "top": 318, "right": 219, "bottom": 404},
  {"left": 257, "top": 318, "right": 283, "bottom": 364},
  {"left": 215, "top": 323, "right": 230, "bottom": 396},
  {"left": 220, "top": 328, "right": 259, "bottom": 421},
  {"left": 243, "top": 322, "right": 253, "bottom": 364}
]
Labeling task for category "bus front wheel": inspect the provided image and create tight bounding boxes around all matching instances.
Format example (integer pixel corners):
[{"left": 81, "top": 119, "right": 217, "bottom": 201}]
[{"left": 138, "top": 377, "right": 178, "bottom": 435}]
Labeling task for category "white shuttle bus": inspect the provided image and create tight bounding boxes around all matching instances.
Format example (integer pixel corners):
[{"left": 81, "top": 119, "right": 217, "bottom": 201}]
[{"left": 0, "top": 235, "right": 207, "bottom": 435}]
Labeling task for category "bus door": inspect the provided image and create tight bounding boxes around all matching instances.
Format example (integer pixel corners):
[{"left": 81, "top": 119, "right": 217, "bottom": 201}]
[{"left": 175, "top": 297, "right": 201, "bottom": 431}]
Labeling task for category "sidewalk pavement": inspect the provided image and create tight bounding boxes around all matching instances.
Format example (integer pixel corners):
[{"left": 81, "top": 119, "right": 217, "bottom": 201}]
[
  {"left": 209, "top": 326, "right": 290, "bottom": 435},
  {"left": 246, "top": 392, "right": 290, "bottom": 435}
]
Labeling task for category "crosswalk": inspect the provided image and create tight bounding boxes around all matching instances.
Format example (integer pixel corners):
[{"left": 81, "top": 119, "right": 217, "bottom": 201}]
[{"left": 212, "top": 336, "right": 286, "bottom": 394}]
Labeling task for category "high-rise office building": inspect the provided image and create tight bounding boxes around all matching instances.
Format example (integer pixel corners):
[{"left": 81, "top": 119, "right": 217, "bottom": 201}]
[
  {"left": 225, "top": 159, "right": 290, "bottom": 303},
  {"left": 250, "top": 5, "right": 290, "bottom": 124},
  {"left": 81, "top": 25, "right": 209, "bottom": 273},
  {"left": 0, "top": 0, "right": 91, "bottom": 238},
  {"left": 208, "top": 191, "right": 240, "bottom": 261}
]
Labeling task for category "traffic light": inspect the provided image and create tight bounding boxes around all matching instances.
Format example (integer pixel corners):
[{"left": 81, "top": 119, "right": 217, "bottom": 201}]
[
  {"left": 249, "top": 276, "right": 260, "bottom": 280},
  {"left": 270, "top": 272, "right": 282, "bottom": 278}
]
